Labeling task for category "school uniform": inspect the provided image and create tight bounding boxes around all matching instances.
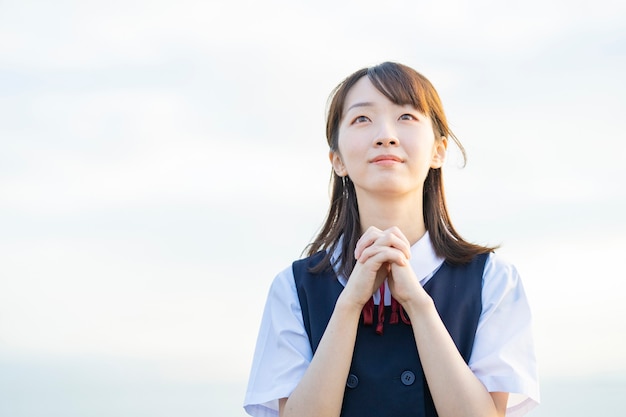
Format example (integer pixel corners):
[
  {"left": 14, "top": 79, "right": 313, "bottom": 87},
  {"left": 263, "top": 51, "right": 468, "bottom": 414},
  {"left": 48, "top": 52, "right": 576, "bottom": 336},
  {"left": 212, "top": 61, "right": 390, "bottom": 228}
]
[{"left": 244, "top": 232, "right": 540, "bottom": 417}]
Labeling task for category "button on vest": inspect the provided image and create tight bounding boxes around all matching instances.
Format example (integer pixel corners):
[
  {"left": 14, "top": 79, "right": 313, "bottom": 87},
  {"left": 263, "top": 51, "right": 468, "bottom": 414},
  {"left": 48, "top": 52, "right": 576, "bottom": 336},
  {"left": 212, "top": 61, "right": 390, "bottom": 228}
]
[{"left": 401, "top": 371, "right": 416, "bottom": 386}]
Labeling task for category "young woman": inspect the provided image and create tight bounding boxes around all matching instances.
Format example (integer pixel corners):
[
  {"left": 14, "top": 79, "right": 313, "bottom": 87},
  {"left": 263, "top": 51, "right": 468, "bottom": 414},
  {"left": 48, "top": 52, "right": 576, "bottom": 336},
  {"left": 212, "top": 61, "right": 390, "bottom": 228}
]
[{"left": 244, "top": 62, "right": 539, "bottom": 417}]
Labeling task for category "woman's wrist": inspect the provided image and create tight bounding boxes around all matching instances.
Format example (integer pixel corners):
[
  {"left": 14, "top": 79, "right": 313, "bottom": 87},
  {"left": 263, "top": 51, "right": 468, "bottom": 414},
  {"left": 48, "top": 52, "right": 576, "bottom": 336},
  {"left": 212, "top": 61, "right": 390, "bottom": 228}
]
[
  {"left": 402, "top": 294, "right": 436, "bottom": 320},
  {"left": 335, "top": 292, "right": 368, "bottom": 318}
]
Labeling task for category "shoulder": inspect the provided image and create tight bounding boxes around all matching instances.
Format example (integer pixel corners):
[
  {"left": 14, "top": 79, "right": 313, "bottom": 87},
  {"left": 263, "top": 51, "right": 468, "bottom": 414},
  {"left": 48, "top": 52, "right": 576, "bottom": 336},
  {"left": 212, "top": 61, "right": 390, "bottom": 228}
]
[
  {"left": 482, "top": 252, "right": 523, "bottom": 293},
  {"left": 292, "top": 251, "right": 327, "bottom": 271},
  {"left": 484, "top": 251, "right": 520, "bottom": 278},
  {"left": 480, "top": 251, "right": 531, "bottom": 321},
  {"left": 268, "top": 252, "right": 328, "bottom": 303},
  {"left": 266, "top": 263, "right": 298, "bottom": 307}
]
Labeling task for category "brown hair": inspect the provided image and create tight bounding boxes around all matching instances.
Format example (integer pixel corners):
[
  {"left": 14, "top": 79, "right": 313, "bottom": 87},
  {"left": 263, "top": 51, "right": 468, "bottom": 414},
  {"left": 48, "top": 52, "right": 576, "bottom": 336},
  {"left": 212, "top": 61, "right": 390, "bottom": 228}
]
[{"left": 306, "top": 62, "right": 496, "bottom": 277}]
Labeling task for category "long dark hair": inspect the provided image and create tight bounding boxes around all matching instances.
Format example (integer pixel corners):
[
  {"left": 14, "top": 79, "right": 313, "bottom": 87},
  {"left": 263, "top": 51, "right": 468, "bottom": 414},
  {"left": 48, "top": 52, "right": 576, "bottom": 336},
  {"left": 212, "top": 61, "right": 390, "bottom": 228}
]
[{"left": 306, "top": 62, "right": 496, "bottom": 278}]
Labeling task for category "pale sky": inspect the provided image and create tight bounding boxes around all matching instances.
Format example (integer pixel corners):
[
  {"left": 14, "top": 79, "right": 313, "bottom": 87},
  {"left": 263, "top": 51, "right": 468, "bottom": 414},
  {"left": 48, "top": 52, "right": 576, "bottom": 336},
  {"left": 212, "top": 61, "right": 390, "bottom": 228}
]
[{"left": 1, "top": 1, "right": 625, "bottom": 416}]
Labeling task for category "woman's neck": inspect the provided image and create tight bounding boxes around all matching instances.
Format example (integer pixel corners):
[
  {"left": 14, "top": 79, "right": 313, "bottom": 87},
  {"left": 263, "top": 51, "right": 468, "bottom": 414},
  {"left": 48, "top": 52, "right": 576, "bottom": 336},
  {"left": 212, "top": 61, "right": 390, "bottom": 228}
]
[{"left": 357, "top": 191, "right": 426, "bottom": 245}]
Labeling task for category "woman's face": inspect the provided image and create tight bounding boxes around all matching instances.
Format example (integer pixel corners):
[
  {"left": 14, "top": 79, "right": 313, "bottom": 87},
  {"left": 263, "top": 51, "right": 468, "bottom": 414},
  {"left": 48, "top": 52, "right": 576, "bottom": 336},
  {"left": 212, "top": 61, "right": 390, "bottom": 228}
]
[{"left": 331, "top": 76, "right": 446, "bottom": 200}]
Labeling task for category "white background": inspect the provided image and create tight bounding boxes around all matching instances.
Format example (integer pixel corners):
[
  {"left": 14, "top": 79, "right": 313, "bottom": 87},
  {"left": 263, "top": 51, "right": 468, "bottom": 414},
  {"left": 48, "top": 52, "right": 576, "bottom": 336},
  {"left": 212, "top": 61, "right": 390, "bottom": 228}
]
[{"left": 1, "top": 1, "right": 625, "bottom": 416}]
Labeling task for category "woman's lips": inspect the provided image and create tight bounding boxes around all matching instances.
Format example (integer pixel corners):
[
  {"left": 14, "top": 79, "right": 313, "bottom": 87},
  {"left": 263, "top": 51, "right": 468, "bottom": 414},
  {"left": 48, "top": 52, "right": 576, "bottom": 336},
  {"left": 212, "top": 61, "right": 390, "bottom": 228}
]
[{"left": 371, "top": 155, "right": 403, "bottom": 164}]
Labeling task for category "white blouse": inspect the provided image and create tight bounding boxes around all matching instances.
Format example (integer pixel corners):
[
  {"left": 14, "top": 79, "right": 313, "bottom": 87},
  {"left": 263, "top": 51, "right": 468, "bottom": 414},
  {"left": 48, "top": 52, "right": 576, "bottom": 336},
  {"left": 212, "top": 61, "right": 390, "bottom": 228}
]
[{"left": 244, "top": 232, "right": 540, "bottom": 417}]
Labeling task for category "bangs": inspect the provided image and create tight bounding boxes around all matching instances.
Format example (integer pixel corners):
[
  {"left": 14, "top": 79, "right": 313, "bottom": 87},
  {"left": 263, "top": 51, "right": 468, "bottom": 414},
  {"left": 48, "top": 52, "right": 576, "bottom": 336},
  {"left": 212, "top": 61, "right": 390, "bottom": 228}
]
[{"left": 367, "top": 63, "right": 431, "bottom": 115}]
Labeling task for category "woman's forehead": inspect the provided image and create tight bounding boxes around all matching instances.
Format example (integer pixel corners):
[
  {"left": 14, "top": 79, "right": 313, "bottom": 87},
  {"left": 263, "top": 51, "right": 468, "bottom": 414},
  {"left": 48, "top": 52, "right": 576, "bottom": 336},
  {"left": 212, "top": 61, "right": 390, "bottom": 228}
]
[
  {"left": 343, "top": 76, "right": 424, "bottom": 115},
  {"left": 343, "top": 77, "right": 382, "bottom": 105},
  {"left": 343, "top": 77, "right": 393, "bottom": 111}
]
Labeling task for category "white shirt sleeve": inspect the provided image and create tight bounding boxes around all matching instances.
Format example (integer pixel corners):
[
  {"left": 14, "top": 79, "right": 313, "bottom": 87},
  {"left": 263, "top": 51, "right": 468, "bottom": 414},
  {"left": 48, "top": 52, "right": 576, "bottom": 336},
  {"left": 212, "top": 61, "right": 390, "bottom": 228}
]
[
  {"left": 469, "top": 252, "right": 540, "bottom": 416},
  {"left": 243, "top": 266, "right": 311, "bottom": 417}
]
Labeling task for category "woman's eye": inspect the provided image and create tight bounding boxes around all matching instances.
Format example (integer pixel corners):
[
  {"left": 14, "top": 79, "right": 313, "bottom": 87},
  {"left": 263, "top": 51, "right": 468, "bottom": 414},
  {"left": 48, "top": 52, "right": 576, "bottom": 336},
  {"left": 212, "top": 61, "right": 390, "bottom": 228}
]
[
  {"left": 399, "top": 114, "right": 417, "bottom": 121},
  {"left": 353, "top": 115, "right": 370, "bottom": 124}
]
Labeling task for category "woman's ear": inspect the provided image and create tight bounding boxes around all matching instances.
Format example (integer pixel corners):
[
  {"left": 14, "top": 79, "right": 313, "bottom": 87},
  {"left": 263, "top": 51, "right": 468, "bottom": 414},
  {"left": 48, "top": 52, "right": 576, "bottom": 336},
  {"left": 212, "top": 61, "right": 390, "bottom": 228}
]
[
  {"left": 329, "top": 150, "right": 348, "bottom": 177},
  {"left": 430, "top": 136, "right": 448, "bottom": 168}
]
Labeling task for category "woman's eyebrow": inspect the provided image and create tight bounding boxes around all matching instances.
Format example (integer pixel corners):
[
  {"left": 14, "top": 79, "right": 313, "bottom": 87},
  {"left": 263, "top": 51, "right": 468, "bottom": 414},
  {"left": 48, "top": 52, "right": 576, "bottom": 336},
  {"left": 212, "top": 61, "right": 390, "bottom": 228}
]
[{"left": 346, "top": 102, "right": 375, "bottom": 112}]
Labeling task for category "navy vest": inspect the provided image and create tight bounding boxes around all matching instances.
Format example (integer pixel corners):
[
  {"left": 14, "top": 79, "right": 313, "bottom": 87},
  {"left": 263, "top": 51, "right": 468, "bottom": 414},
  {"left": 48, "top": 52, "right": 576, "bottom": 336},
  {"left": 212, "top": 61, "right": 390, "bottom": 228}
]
[{"left": 293, "top": 251, "right": 488, "bottom": 417}]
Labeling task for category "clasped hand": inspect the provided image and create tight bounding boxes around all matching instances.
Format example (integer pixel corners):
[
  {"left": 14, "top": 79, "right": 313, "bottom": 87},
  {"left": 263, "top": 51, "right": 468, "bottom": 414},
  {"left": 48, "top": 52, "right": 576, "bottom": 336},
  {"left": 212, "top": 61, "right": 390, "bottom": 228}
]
[{"left": 342, "top": 226, "right": 430, "bottom": 310}]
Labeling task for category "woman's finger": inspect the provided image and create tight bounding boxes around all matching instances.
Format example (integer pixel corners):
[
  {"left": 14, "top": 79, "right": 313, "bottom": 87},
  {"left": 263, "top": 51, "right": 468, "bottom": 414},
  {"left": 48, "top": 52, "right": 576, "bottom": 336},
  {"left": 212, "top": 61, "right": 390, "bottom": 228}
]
[
  {"left": 359, "top": 245, "right": 408, "bottom": 267},
  {"left": 354, "top": 226, "right": 383, "bottom": 260}
]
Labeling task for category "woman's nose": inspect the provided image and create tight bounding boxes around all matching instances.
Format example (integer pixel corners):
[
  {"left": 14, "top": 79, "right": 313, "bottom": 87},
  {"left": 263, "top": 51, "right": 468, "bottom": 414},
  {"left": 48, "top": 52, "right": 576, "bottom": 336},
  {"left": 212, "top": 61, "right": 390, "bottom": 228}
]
[
  {"left": 375, "top": 137, "right": 398, "bottom": 146},
  {"left": 375, "top": 123, "right": 399, "bottom": 146}
]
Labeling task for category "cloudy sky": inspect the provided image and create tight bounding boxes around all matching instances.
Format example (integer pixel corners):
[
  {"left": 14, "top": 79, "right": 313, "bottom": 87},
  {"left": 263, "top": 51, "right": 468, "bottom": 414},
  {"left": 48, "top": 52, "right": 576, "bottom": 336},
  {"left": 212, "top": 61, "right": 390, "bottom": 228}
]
[{"left": 1, "top": 1, "right": 625, "bottom": 416}]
